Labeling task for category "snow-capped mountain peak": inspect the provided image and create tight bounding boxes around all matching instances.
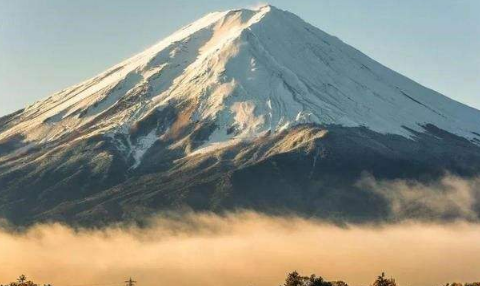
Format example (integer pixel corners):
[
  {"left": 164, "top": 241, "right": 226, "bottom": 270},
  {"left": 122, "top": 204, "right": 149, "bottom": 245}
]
[
  {"left": 2, "top": 5, "right": 480, "bottom": 162},
  {"left": 3, "top": 5, "right": 480, "bottom": 226}
]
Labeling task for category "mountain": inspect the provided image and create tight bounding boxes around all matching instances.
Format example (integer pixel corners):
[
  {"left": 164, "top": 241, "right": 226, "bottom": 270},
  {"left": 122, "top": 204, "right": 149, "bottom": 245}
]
[{"left": 1, "top": 5, "right": 480, "bottom": 225}]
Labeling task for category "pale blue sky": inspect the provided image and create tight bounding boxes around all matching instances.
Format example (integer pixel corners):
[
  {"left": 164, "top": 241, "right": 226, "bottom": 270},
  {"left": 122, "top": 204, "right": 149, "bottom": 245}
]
[{"left": 0, "top": 0, "right": 478, "bottom": 116}]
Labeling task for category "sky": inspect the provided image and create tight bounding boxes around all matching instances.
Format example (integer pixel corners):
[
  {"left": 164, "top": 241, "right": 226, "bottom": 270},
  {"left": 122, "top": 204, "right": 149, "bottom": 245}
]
[{"left": 0, "top": 0, "right": 479, "bottom": 116}]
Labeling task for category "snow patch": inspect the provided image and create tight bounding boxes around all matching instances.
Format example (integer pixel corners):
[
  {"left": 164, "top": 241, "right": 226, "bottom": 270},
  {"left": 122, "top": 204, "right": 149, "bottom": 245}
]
[
  {"left": 130, "top": 130, "right": 158, "bottom": 169},
  {"left": 230, "top": 101, "right": 265, "bottom": 137}
]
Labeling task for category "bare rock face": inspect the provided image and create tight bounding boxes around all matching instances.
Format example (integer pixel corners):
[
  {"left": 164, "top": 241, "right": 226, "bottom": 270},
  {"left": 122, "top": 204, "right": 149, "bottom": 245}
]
[{"left": 1, "top": 6, "right": 480, "bottom": 226}]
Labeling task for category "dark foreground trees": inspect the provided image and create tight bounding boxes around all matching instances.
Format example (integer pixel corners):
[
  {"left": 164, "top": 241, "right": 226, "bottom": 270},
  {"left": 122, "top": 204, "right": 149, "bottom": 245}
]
[
  {"left": 280, "top": 271, "right": 398, "bottom": 286},
  {"left": 281, "top": 271, "right": 348, "bottom": 286},
  {"left": 2, "top": 272, "right": 479, "bottom": 286},
  {"left": 280, "top": 271, "right": 480, "bottom": 286},
  {"left": 372, "top": 272, "right": 397, "bottom": 286},
  {"left": 0, "top": 275, "right": 50, "bottom": 286}
]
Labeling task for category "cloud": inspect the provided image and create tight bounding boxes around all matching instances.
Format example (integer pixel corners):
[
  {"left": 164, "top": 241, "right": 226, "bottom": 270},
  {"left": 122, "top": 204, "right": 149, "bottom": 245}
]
[
  {"left": 246, "top": 2, "right": 270, "bottom": 10},
  {"left": 357, "top": 174, "right": 480, "bottom": 222},
  {"left": 1, "top": 212, "right": 480, "bottom": 286}
]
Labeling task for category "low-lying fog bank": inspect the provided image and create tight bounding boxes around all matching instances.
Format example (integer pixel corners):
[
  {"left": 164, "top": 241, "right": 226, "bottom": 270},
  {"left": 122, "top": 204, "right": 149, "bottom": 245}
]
[{"left": 1, "top": 212, "right": 479, "bottom": 286}]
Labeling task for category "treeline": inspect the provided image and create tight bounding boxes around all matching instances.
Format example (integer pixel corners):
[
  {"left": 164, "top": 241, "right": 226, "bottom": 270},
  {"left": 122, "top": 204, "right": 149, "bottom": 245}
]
[
  {"left": 280, "top": 271, "right": 480, "bottom": 286},
  {"left": 2, "top": 273, "right": 479, "bottom": 286},
  {"left": 0, "top": 275, "right": 51, "bottom": 286}
]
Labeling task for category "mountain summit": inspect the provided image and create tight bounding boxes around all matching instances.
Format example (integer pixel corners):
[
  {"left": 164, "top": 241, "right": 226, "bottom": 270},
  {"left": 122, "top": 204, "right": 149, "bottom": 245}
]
[{"left": 1, "top": 6, "right": 480, "bottom": 225}]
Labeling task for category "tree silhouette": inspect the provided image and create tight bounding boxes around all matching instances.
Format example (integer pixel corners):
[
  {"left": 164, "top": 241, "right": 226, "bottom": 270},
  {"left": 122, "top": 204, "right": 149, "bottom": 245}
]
[
  {"left": 17, "top": 276, "right": 26, "bottom": 284},
  {"left": 372, "top": 273, "right": 397, "bottom": 286},
  {"left": 7, "top": 275, "right": 39, "bottom": 286},
  {"left": 308, "top": 275, "right": 332, "bottom": 286},
  {"left": 331, "top": 282, "right": 349, "bottom": 286},
  {"left": 282, "top": 271, "right": 333, "bottom": 286},
  {"left": 284, "top": 271, "right": 304, "bottom": 286}
]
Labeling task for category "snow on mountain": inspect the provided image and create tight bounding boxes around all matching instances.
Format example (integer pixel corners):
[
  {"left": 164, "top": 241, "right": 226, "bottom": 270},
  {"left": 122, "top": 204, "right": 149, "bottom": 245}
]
[
  {"left": 2, "top": 5, "right": 480, "bottom": 164},
  {"left": 4, "top": 5, "right": 480, "bottom": 226}
]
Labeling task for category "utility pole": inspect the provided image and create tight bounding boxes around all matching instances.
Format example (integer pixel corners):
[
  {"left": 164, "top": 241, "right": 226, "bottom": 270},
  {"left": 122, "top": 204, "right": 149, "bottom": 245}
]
[{"left": 125, "top": 278, "right": 136, "bottom": 286}]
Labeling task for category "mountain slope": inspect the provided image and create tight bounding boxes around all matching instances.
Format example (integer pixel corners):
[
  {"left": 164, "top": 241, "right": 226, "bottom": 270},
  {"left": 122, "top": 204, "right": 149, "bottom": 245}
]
[{"left": 1, "top": 5, "right": 480, "bottom": 225}]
